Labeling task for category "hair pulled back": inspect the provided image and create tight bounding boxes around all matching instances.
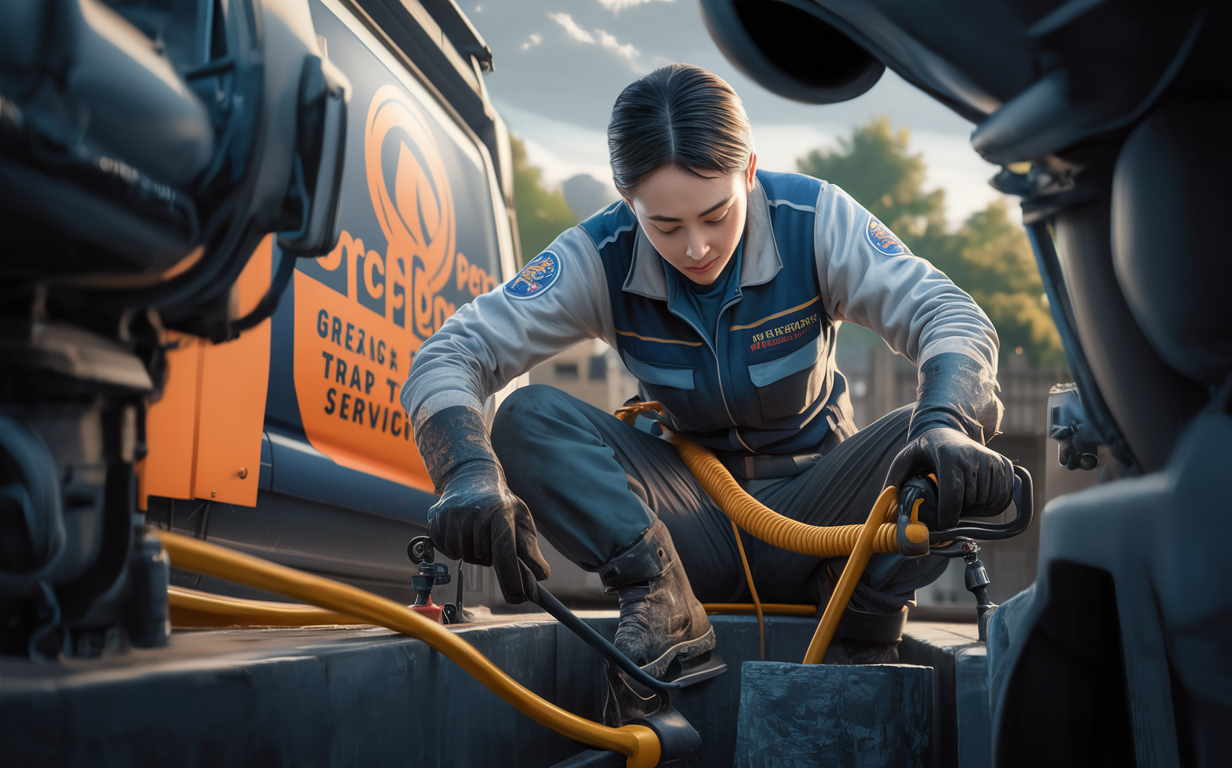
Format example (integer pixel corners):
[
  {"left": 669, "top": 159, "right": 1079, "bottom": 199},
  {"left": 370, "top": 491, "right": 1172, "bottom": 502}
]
[{"left": 608, "top": 64, "right": 753, "bottom": 193}]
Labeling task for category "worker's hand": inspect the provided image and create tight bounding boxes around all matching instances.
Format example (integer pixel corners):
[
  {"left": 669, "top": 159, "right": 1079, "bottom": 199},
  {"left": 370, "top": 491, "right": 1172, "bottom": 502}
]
[
  {"left": 885, "top": 427, "right": 1014, "bottom": 530},
  {"left": 414, "top": 404, "right": 550, "bottom": 604},
  {"left": 427, "top": 459, "right": 550, "bottom": 604}
]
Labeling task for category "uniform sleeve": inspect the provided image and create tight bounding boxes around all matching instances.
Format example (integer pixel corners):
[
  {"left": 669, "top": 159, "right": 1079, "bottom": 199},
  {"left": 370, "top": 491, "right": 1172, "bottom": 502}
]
[
  {"left": 401, "top": 225, "right": 616, "bottom": 431},
  {"left": 813, "top": 183, "right": 1000, "bottom": 374}
]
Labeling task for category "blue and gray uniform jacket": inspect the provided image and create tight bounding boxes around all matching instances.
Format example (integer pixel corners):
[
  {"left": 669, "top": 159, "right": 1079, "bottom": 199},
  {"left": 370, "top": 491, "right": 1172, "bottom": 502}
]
[{"left": 403, "top": 170, "right": 1002, "bottom": 458}]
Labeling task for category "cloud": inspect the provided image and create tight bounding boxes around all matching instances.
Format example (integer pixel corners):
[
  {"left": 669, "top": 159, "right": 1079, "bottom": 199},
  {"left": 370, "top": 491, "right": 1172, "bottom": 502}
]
[
  {"left": 596, "top": 30, "right": 640, "bottom": 67},
  {"left": 478, "top": 0, "right": 979, "bottom": 170},
  {"left": 546, "top": 12, "right": 642, "bottom": 70},
  {"left": 598, "top": 0, "right": 674, "bottom": 12},
  {"left": 548, "top": 12, "right": 595, "bottom": 44},
  {"left": 520, "top": 33, "right": 542, "bottom": 51}
]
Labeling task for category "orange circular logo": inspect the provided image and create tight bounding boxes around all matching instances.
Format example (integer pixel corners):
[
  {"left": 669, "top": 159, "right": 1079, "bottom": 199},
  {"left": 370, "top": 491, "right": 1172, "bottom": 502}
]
[
  {"left": 365, "top": 85, "right": 457, "bottom": 298},
  {"left": 292, "top": 84, "right": 494, "bottom": 492}
]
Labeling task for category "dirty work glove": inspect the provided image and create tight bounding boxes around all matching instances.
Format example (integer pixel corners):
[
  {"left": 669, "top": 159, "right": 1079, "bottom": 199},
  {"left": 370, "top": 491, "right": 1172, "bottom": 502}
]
[
  {"left": 414, "top": 405, "right": 550, "bottom": 604},
  {"left": 886, "top": 353, "right": 1014, "bottom": 530}
]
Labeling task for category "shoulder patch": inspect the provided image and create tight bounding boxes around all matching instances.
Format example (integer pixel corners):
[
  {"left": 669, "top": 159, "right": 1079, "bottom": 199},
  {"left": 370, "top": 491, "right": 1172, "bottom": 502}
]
[
  {"left": 866, "top": 216, "right": 909, "bottom": 257},
  {"left": 505, "top": 252, "right": 562, "bottom": 300}
]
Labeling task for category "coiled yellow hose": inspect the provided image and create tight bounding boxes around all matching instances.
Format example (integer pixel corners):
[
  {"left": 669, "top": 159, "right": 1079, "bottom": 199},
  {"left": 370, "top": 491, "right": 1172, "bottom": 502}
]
[
  {"left": 663, "top": 426, "right": 922, "bottom": 557},
  {"left": 155, "top": 531, "right": 661, "bottom": 768},
  {"left": 614, "top": 402, "right": 929, "bottom": 663}
]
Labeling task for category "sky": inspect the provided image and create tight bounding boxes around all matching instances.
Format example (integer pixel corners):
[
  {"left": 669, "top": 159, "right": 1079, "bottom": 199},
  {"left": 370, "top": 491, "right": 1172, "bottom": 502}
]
[{"left": 466, "top": 0, "right": 1017, "bottom": 228}]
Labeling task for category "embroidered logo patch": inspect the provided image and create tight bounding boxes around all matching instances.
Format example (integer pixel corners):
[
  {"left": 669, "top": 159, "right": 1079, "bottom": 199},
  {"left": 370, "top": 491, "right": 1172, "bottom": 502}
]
[
  {"left": 505, "top": 252, "right": 561, "bottom": 300},
  {"left": 866, "top": 216, "right": 909, "bottom": 257}
]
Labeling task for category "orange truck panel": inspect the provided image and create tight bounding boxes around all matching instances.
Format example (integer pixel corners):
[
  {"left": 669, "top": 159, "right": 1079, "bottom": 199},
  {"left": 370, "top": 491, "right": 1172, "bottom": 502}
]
[
  {"left": 286, "top": 86, "right": 498, "bottom": 495},
  {"left": 140, "top": 334, "right": 202, "bottom": 506},
  {"left": 142, "top": 237, "right": 273, "bottom": 508}
]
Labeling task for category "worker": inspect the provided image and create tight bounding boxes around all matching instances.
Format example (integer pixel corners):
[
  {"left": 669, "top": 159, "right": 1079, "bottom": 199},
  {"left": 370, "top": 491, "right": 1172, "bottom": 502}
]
[{"left": 402, "top": 64, "right": 1013, "bottom": 687}]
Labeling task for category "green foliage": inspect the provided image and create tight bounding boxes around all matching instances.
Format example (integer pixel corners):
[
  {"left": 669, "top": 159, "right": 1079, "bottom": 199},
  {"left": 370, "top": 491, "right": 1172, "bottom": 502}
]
[
  {"left": 798, "top": 118, "right": 1064, "bottom": 367},
  {"left": 797, "top": 117, "right": 947, "bottom": 242},
  {"left": 954, "top": 201, "right": 1062, "bottom": 366},
  {"left": 511, "top": 135, "right": 580, "bottom": 266}
]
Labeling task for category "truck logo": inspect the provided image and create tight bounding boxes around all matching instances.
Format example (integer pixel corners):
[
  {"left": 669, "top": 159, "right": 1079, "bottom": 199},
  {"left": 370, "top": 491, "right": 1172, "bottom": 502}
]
[
  {"left": 290, "top": 82, "right": 498, "bottom": 491},
  {"left": 366, "top": 84, "right": 459, "bottom": 330}
]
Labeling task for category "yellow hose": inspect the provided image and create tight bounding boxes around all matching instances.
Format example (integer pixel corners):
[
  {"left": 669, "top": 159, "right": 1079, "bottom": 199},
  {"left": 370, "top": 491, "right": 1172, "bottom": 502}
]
[
  {"left": 168, "top": 586, "right": 367, "bottom": 627},
  {"left": 667, "top": 431, "right": 916, "bottom": 557},
  {"left": 154, "top": 531, "right": 661, "bottom": 768},
  {"left": 614, "top": 402, "right": 929, "bottom": 663},
  {"left": 729, "top": 520, "right": 766, "bottom": 661},
  {"left": 803, "top": 486, "right": 898, "bottom": 664},
  {"left": 167, "top": 586, "right": 820, "bottom": 627},
  {"left": 161, "top": 400, "right": 924, "bottom": 762}
]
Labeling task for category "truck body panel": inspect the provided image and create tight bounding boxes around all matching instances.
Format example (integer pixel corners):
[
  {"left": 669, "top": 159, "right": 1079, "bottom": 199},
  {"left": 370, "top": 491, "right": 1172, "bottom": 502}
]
[{"left": 142, "top": 0, "right": 516, "bottom": 600}]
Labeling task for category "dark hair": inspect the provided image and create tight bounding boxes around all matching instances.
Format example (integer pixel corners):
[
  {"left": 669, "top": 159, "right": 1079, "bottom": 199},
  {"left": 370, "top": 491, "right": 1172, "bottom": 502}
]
[{"left": 608, "top": 64, "right": 753, "bottom": 193}]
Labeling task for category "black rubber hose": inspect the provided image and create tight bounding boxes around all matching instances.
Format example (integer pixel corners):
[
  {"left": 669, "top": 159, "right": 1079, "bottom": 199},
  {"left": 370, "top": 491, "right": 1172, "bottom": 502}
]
[
  {"left": 0, "top": 416, "right": 66, "bottom": 592},
  {"left": 521, "top": 560, "right": 679, "bottom": 698}
]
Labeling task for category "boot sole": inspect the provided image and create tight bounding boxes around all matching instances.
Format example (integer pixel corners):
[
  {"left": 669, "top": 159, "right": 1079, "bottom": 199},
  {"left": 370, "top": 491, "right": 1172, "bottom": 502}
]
[{"left": 638, "top": 626, "right": 717, "bottom": 681}]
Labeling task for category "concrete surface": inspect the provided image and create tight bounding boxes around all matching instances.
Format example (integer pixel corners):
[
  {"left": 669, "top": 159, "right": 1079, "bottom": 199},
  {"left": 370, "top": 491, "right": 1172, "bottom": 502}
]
[
  {"left": 733, "top": 662, "right": 933, "bottom": 768},
  {"left": 2, "top": 613, "right": 991, "bottom": 768}
]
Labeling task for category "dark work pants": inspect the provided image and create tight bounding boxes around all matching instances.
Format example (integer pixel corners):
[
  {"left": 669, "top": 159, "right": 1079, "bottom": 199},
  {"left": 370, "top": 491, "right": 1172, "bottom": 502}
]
[{"left": 491, "top": 385, "right": 948, "bottom": 614}]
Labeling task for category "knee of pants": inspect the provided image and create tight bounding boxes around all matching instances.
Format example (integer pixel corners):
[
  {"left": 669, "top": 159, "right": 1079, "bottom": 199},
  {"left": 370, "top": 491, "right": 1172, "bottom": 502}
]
[
  {"left": 491, "top": 384, "right": 579, "bottom": 458},
  {"left": 887, "top": 403, "right": 914, "bottom": 430},
  {"left": 861, "top": 403, "right": 914, "bottom": 453}
]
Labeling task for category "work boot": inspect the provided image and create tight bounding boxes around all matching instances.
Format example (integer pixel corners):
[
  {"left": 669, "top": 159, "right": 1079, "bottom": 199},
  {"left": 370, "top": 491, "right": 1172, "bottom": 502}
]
[{"left": 599, "top": 520, "right": 716, "bottom": 680}]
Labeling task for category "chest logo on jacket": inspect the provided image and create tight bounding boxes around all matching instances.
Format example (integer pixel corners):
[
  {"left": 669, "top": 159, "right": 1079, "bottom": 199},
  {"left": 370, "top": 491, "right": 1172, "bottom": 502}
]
[
  {"left": 748, "top": 312, "right": 820, "bottom": 352},
  {"left": 866, "top": 216, "right": 909, "bottom": 257},
  {"left": 505, "top": 252, "right": 561, "bottom": 299}
]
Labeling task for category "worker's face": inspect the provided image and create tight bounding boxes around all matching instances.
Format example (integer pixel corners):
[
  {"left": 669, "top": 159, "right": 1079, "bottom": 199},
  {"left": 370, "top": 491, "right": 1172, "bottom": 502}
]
[{"left": 623, "top": 155, "right": 757, "bottom": 286}]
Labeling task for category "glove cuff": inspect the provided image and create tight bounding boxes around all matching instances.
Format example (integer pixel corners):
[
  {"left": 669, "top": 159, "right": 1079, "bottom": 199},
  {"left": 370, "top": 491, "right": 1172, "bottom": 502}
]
[
  {"left": 413, "top": 405, "right": 498, "bottom": 494},
  {"left": 909, "top": 353, "right": 1004, "bottom": 444}
]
